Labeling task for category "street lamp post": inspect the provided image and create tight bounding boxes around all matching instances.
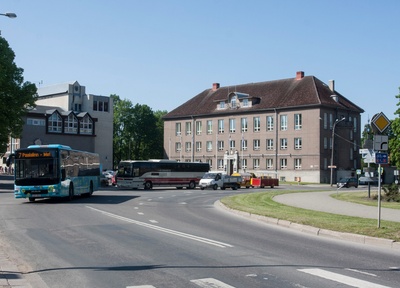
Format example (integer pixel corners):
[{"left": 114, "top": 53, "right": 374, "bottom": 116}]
[
  {"left": 330, "top": 117, "right": 346, "bottom": 186},
  {"left": 0, "top": 12, "right": 17, "bottom": 18}
]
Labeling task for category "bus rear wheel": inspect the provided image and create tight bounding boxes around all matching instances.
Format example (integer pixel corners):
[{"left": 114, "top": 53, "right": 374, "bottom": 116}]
[
  {"left": 188, "top": 181, "right": 196, "bottom": 189},
  {"left": 144, "top": 181, "right": 152, "bottom": 190},
  {"left": 29, "top": 197, "right": 35, "bottom": 202}
]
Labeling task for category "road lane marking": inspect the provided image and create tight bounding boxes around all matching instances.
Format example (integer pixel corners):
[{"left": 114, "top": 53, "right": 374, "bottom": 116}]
[
  {"left": 127, "top": 286, "right": 155, "bottom": 288},
  {"left": 298, "top": 268, "right": 391, "bottom": 288},
  {"left": 191, "top": 278, "right": 235, "bottom": 287},
  {"left": 345, "top": 268, "right": 377, "bottom": 277},
  {"left": 86, "top": 206, "right": 233, "bottom": 248},
  {"left": 149, "top": 220, "right": 158, "bottom": 223}
]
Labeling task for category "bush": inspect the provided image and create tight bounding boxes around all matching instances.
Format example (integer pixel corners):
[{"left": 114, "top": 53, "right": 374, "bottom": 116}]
[{"left": 382, "top": 183, "right": 400, "bottom": 202}]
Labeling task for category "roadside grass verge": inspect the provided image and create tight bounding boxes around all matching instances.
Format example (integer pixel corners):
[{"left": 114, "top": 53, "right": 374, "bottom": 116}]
[
  {"left": 220, "top": 190, "right": 400, "bottom": 242},
  {"left": 331, "top": 191, "right": 400, "bottom": 210}
]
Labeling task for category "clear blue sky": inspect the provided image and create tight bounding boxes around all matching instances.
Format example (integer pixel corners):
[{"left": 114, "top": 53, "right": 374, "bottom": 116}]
[{"left": 2, "top": 0, "right": 399, "bottom": 128}]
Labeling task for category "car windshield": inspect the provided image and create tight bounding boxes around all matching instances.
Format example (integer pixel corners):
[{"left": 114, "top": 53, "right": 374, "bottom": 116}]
[{"left": 203, "top": 173, "right": 216, "bottom": 179}]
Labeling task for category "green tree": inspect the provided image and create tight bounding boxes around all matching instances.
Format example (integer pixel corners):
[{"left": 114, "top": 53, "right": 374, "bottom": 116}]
[
  {"left": 0, "top": 36, "right": 37, "bottom": 152},
  {"left": 389, "top": 87, "right": 400, "bottom": 168},
  {"left": 112, "top": 97, "right": 166, "bottom": 167}
]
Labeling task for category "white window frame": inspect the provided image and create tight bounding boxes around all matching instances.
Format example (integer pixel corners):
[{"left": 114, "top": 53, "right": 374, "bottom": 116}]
[
  {"left": 185, "top": 122, "right": 192, "bottom": 135},
  {"left": 267, "top": 116, "right": 274, "bottom": 131},
  {"left": 206, "top": 141, "right": 212, "bottom": 152},
  {"left": 253, "top": 116, "right": 260, "bottom": 132},
  {"left": 280, "top": 158, "right": 287, "bottom": 169},
  {"left": 253, "top": 139, "right": 260, "bottom": 151},
  {"left": 185, "top": 142, "right": 191, "bottom": 152},
  {"left": 280, "top": 115, "right": 288, "bottom": 131},
  {"left": 241, "top": 117, "right": 248, "bottom": 133},
  {"left": 253, "top": 158, "right": 260, "bottom": 169},
  {"left": 294, "top": 158, "right": 302, "bottom": 170},
  {"left": 266, "top": 158, "right": 273, "bottom": 169},
  {"left": 229, "top": 118, "right": 236, "bottom": 133},
  {"left": 280, "top": 138, "right": 288, "bottom": 150},
  {"left": 294, "top": 138, "right": 302, "bottom": 150},
  {"left": 294, "top": 114, "right": 302, "bottom": 130},
  {"left": 241, "top": 139, "right": 248, "bottom": 151},
  {"left": 207, "top": 120, "right": 213, "bottom": 134},
  {"left": 196, "top": 141, "right": 202, "bottom": 152},
  {"left": 196, "top": 121, "right": 202, "bottom": 135},
  {"left": 266, "top": 139, "right": 274, "bottom": 150},
  {"left": 218, "top": 119, "right": 224, "bottom": 133},
  {"left": 48, "top": 113, "right": 62, "bottom": 133},
  {"left": 176, "top": 122, "right": 181, "bottom": 136}
]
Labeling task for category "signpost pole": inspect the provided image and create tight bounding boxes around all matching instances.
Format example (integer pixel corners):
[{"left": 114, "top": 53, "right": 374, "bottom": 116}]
[{"left": 377, "top": 164, "right": 381, "bottom": 228}]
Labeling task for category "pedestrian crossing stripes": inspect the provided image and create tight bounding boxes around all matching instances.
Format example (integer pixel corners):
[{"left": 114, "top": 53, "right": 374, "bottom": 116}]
[
  {"left": 298, "top": 268, "right": 392, "bottom": 288},
  {"left": 127, "top": 278, "right": 235, "bottom": 288}
]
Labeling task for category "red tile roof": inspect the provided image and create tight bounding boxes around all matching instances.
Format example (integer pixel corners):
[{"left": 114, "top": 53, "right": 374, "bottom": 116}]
[{"left": 163, "top": 75, "right": 364, "bottom": 119}]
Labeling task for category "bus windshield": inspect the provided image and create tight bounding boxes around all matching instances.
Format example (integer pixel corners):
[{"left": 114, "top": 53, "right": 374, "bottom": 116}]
[{"left": 15, "top": 151, "right": 59, "bottom": 186}]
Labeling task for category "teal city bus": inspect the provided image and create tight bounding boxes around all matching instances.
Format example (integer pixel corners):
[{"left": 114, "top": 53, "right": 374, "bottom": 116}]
[{"left": 12, "top": 144, "right": 100, "bottom": 202}]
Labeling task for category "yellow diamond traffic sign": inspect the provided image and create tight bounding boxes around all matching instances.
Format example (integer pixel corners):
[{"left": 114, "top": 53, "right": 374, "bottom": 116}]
[{"left": 371, "top": 112, "right": 391, "bottom": 133}]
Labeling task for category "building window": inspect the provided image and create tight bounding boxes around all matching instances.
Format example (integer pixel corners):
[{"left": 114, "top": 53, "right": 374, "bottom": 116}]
[
  {"left": 229, "top": 118, "right": 236, "bottom": 133},
  {"left": 280, "top": 158, "right": 287, "bottom": 169},
  {"left": 98, "top": 101, "right": 103, "bottom": 112},
  {"left": 196, "top": 141, "right": 202, "bottom": 152},
  {"left": 266, "top": 139, "right": 274, "bottom": 150},
  {"left": 241, "top": 117, "right": 248, "bottom": 133},
  {"left": 93, "top": 100, "right": 97, "bottom": 111},
  {"left": 185, "top": 122, "right": 192, "bottom": 135},
  {"left": 241, "top": 139, "right": 248, "bottom": 151},
  {"left": 176, "top": 142, "right": 181, "bottom": 152},
  {"left": 207, "top": 159, "right": 213, "bottom": 169},
  {"left": 253, "top": 139, "right": 260, "bottom": 150},
  {"left": 329, "top": 114, "right": 333, "bottom": 129},
  {"left": 206, "top": 141, "right": 212, "bottom": 152},
  {"left": 230, "top": 95, "right": 237, "bottom": 108},
  {"left": 242, "top": 99, "right": 249, "bottom": 107},
  {"left": 27, "top": 118, "right": 45, "bottom": 126},
  {"left": 294, "top": 138, "right": 302, "bottom": 150},
  {"left": 64, "top": 113, "right": 78, "bottom": 134},
  {"left": 218, "top": 119, "right": 224, "bottom": 133},
  {"left": 280, "top": 138, "right": 288, "bottom": 150},
  {"left": 176, "top": 123, "right": 181, "bottom": 136},
  {"left": 324, "top": 137, "right": 327, "bottom": 149},
  {"left": 253, "top": 158, "right": 260, "bottom": 169},
  {"left": 294, "top": 114, "right": 302, "bottom": 130},
  {"left": 280, "top": 115, "right": 288, "bottom": 131},
  {"left": 253, "top": 117, "right": 260, "bottom": 132},
  {"left": 196, "top": 121, "right": 202, "bottom": 135},
  {"left": 219, "top": 101, "right": 225, "bottom": 109},
  {"left": 266, "top": 158, "right": 273, "bottom": 169},
  {"left": 80, "top": 115, "right": 93, "bottom": 135},
  {"left": 48, "top": 113, "right": 62, "bottom": 133},
  {"left": 185, "top": 142, "right": 191, "bottom": 152},
  {"left": 350, "top": 148, "right": 353, "bottom": 160},
  {"left": 294, "top": 158, "right": 302, "bottom": 169},
  {"left": 267, "top": 116, "right": 274, "bottom": 131},
  {"left": 242, "top": 159, "right": 247, "bottom": 170},
  {"left": 218, "top": 141, "right": 224, "bottom": 151},
  {"left": 354, "top": 117, "right": 357, "bottom": 132},
  {"left": 207, "top": 120, "right": 213, "bottom": 134},
  {"left": 218, "top": 159, "right": 224, "bottom": 169},
  {"left": 229, "top": 139, "right": 235, "bottom": 150}
]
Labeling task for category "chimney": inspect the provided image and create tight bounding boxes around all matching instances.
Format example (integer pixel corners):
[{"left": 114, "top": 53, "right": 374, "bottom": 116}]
[
  {"left": 296, "top": 71, "right": 304, "bottom": 80},
  {"left": 212, "top": 83, "right": 220, "bottom": 91},
  {"left": 329, "top": 80, "right": 335, "bottom": 92}
]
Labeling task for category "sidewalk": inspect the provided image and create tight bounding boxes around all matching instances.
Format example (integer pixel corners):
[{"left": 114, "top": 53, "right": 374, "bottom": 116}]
[{"left": 273, "top": 189, "right": 400, "bottom": 222}]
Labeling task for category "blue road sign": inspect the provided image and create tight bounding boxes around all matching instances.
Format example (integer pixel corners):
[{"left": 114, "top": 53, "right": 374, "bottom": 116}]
[{"left": 375, "top": 152, "right": 388, "bottom": 164}]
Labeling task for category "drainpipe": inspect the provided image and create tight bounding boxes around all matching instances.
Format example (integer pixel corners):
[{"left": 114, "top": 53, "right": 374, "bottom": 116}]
[{"left": 274, "top": 109, "right": 278, "bottom": 177}]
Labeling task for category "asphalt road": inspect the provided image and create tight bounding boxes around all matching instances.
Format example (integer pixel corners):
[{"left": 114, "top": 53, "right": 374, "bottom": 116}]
[{"left": 0, "top": 181, "right": 398, "bottom": 288}]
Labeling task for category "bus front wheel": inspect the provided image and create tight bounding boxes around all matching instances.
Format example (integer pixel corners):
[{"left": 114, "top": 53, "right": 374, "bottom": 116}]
[{"left": 144, "top": 181, "right": 152, "bottom": 190}]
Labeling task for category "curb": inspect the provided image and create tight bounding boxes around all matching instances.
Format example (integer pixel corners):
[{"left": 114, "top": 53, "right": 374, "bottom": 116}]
[{"left": 215, "top": 200, "right": 400, "bottom": 251}]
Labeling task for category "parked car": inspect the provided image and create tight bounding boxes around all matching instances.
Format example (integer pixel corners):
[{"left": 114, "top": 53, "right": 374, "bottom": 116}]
[
  {"left": 358, "top": 176, "right": 379, "bottom": 186},
  {"left": 337, "top": 177, "right": 358, "bottom": 188}
]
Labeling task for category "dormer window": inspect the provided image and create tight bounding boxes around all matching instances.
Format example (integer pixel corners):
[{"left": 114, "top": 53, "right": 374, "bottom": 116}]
[
  {"left": 243, "top": 99, "right": 249, "bottom": 107},
  {"left": 220, "top": 101, "right": 225, "bottom": 109},
  {"left": 230, "top": 95, "right": 237, "bottom": 108}
]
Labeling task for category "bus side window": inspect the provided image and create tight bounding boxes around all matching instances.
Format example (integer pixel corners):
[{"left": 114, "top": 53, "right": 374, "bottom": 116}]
[{"left": 61, "top": 169, "right": 66, "bottom": 181}]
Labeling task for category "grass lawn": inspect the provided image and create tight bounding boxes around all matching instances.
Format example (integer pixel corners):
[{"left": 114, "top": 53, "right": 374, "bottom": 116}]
[
  {"left": 331, "top": 191, "right": 400, "bottom": 209},
  {"left": 220, "top": 190, "right": 400, "bottom": 242}
]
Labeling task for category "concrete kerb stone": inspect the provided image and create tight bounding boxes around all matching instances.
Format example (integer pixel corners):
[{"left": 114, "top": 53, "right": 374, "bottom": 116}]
[{"left": 215, "top": 200, "right": 398, "bottom": 251}]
